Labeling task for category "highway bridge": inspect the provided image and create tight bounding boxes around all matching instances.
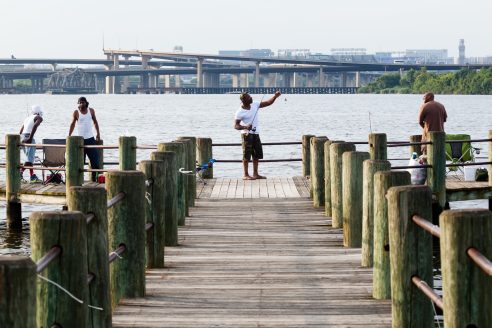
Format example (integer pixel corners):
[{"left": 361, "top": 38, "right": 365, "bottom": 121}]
[{"left": 1, "top": 49, "right": 490, "bottom": 94}]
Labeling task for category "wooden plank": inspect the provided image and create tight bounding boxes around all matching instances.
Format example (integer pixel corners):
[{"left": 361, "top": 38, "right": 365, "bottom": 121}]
[
  {"left": 210, "top": 178, "right": 223, "bottom": 198},
  {"left": 251, "top": 179, "right": 260, "bottom": 199},
  {"left": 226, "top": 179, "right": 237, "bottom": 199},
  {"left": 235, "top": 179, "right": 245, "bottom": 199},
  {"left": 259, "top": 178, "right": 269, "bottom": 198},
  {"left": 287, "top": 177, "right": 301, "bottom": 198},
  {"left": 274, "top": 177, "right": 286, "bottom": 198},
  {"left": 266, "top": 177, "right": 276, "bottom": 198},
  {"left": 243, "top": 179, "right": 252, "bottom": 199},
  {"left": 198, "top": 179, "right": 216, "bottom": 199},
  {"left": 218, "top": 178, "right": 230, "bottom": 198}
]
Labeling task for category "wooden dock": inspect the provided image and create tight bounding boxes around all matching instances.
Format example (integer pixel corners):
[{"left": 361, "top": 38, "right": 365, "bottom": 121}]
[{"left": 112, "top": 196, "right": 392, "bottom": 327}]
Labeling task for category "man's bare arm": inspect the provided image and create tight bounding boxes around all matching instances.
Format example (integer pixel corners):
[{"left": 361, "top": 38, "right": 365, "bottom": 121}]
[
  {"left": 68, "top": 110, "right": 78, "bottom": 136},
  {"left": 418, "top": 105, "right": 426, "bottom": 128},
  {"left": 259, "top": 91, "right": 282, "bottom": 108},
  {"left": 90, "top": 108, "right": 101, "bottom": 141},
  {"left": 234, "top": 119, "right": 252, "bottom": 131},
  {"left": 26, "top": 116, "right": 43, "bottom": 143}
]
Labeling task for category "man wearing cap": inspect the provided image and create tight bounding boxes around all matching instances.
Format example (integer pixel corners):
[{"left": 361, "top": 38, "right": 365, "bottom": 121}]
[
  {"left": 234, "top": 91, "right": 281, "bottom": 180},
  {"left": 69, "top": 97, "right": 101, "bottom": 179},
  {"left": 19, "top": 105, "right": 44, "bottom": 182}
]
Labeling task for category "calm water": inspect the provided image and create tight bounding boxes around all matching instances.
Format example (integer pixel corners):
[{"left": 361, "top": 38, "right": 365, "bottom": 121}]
[{"left": 1, "top": 94, "right": 491, "bottom": 254}]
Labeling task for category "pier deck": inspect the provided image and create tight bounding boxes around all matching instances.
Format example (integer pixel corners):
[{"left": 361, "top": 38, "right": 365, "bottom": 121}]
[{"left": 112, "top": 197, "right": 392, "bottom": 327}]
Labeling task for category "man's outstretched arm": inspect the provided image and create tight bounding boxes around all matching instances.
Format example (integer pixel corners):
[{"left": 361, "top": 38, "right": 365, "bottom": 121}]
[{"left": 259, "top": 91, "right": 281, "bottom": 108}]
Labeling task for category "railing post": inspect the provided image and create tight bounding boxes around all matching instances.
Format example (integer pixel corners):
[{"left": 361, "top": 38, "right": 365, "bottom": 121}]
[
  {"left": 409, "top": 135, "right": 422, "bottom": 157},
  {"left": 67, "top": 186, "right": 111, "bottom": 328},
  {"left": 324, "top": 140, "right": 333, "bottom": 216},
  {"left": 361, "top": 159, "right": 390, "bottom": 267},
  {"left": 0, "top": 256, "right": 36, "bottom": 328},
  {"left": 139, "top": 160, "right": 166, "bottom": 268},
  {"left": 440, "top": 209, "right": 492, "bottom": 327},
  {"left": 30, "top": 211, "right": 89, "bottom": 328},
  {"left": 178, "top": 136, "right": 197, "bottom": 206},
  {"left": 342, "top": 151, "right": 370, "bottom": 247},
  {"left": 158, "top": 142, "right": 186, "bottom": 225},
  {"left": 65, "top": 136, "right": 84, "bottom": 200},
  {"left": 119, "top": 136, "right": 137, "bottom": 170},
  {"left": 310, "top": 136, "right": 328, "bottom": 206},
  {"left": 5, "top": 134, "right": 21, "bottom": 229},
  {"left": 302, "top": 134, "right": 315, "bottom": 177},
  {"left": 369, "top": 133, "right": 387, "bottom": 160},
  {"left": 106, "top": 171, "right": 146, "bottom": 309},
  {"left": 372, "top": 171, "right": 411, "bottom": 299},
  {"left": 329, "top": 142, "right": 355, "bottom": 228},
  {"left": 427, "top": 131, "right": 446, "bottom": 207},
  {"left": 151, "top": 151, "right": 178, "bottom": 246},
  {"left": 196, "top": 137, "right": 213, "bottom": 179},
  {"left": 174, "top": 139, "right": 191, "bottom": 216},
  {"left": 387, "top": 185, "right": 434, "bottom": 328}
]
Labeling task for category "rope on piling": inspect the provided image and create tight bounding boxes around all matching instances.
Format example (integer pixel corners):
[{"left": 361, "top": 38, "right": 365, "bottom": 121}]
[
  {"left": 108, "top": 245, "right": 127, "bottom": 263},
  {"left": 412, "top": 276, "right": 444, "bottom": 310},
  {"left": 107, "top": 192, "right": 126, "bottom": 209}
]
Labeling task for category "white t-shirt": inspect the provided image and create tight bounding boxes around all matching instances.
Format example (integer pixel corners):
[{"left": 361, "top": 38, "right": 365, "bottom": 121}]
[{"left": 234, "top": 102, "right": 261, "bottom": 134}]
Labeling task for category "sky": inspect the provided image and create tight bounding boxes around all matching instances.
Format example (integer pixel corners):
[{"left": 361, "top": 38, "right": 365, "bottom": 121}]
[{"left": 1, "top": 0, "right": 491, "bottom": 59}]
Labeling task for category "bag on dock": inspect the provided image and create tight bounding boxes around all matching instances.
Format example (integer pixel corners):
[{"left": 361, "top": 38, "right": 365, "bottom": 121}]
[
  {"left": 475, "top": 167, "right": 488, "bottom": 182},
  {"left": 407, "top": 152, "right": 427, "bottom": 185}
]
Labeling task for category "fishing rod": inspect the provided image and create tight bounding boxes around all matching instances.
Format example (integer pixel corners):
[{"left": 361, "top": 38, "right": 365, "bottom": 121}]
[{"left": 249, "top": 94, "right": 266, "bottom": 134}]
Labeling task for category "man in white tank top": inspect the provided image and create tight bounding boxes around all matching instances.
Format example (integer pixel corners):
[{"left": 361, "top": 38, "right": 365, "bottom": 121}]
[
  {"left": 19, "top": 105, "right": 44, "bottom": 182},
  {"left": 69, "top": 97, "right": 101, "bottom": 179}
]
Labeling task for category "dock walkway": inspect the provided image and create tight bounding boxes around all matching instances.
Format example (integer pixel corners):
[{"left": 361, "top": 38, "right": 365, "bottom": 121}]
[{"left": 112, "top": 179, "right": 391, "bottom": 327}]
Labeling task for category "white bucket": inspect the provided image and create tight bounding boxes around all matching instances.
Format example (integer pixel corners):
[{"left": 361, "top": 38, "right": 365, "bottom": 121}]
[{"left": 464, "top": 167, "right": 477, "bottom": 181}]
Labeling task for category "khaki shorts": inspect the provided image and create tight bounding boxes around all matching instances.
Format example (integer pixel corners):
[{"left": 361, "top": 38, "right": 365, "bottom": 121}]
[{"left": 241, "top": 134, "right": 263, "bottom": 161}]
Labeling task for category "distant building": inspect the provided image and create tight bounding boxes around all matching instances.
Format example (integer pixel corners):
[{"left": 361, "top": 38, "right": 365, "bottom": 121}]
[
  {"left": 277, "top": 49, "right": 310, "bottom": 59},
  {"left": 457, "top": 39, "right": 465, "bottom": 65},
  {"left": 330, "top": 48, "right": 367, "bottom": 56},
  {"left": 241, "top": 49, "right": 274, "bottom": 58}
]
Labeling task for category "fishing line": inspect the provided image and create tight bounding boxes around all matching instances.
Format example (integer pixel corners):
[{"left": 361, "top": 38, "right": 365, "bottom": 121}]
[{"left": 368, "top": 111, "right": 373, "bottom": 133}]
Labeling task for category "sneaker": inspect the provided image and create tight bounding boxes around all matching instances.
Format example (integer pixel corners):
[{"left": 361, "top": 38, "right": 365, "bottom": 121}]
[{"left": 30, "top": 174, "right": 42, "bottom": 183}]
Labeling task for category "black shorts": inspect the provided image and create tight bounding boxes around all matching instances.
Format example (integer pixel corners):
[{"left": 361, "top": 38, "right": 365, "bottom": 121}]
[{"left": 241, "top": 134, "right": 263, "bottom": 161}]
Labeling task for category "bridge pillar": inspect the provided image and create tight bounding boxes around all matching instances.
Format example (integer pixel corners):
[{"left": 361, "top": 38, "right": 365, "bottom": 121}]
[
  {"left": 240, "top": 73, "right": 249, "bottom": 87},
  {"left": 263, "top": 74, "right": 275, "bottom": 87},
  {"left": 319, "top": 67, "right": 324, "bottom": 87},
  {"left": 355, "top": 71, "right": 361, "bottom": 88},
  {"left": 231, "top": 74, "right": 239, "bottom": 88},
  {"left": 104, "top": 63, "right": 114, "bottom": 94},
  {"left": 255, "top": 61, "right": 260, "bottom": 87},
  {"left": 140, "top": 55, "right": 150, "bottom": 89},
  {"left": 122, "top": 55, "right": 130, "bottom": 93},
  {"left": 283, "top": 73, "right": 293, "bottom": 87},
  {"left": 113, "top": 55, "right": 121, "bottom": 94},
  {"left": 196, "top": 58, "right": 203, "bottom": 88},
  {"left": 203, "top": 72, "right": 220, "bottom": 88},
  {"left": 164, "top": 75, "right": 171, "bottom": 88},
  {"left": 51, "top": 63, "right": 57, "bottom": 71},
  {"left": 341, "top": 73, "right": 348, "bottom": 87},
  {"left": 174, "top": 75, "right": 181, "bottom": 88}
]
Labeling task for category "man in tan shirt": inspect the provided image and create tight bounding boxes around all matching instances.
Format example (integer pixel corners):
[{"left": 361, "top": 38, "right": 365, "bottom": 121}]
[{"left": 418, "top": 92, "right": 447, "bottom": 153}]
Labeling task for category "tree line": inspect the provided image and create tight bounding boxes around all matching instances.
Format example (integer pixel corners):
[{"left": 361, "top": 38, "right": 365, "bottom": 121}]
[{"left": 358, "top": 68, "right": 492, "bottom": 95}]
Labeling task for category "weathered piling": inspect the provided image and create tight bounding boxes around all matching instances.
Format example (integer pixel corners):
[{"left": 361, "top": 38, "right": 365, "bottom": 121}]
[
  {"left": 409, "top": 135, "right": 422, "bottom": 157},
  {"left": 65, "top": 136, "right": 84, "bottom": 201},
  {"left": 324, "top": 140, "right": 333, "bottom": 216},
  {"left": 30, "top": 211, "right": 89, "bottom": 328},
  {"left": 302, "top": 134, "right": 315, "bottom": 177},
  {"left": 489, "top": 130, "right": 492, "bottom": 186},
  {"left": 440, "top": 209, "right": 492, "bottom": 328},
  {"left": 196, "top": 137, "right": 213, "bottom": 179},
  {"left": 139, "top": 160, "right": 166, "bottom": 268},
  {"left": 0, "top": 256, "right": 36, "bottom": 328},
  {"left": 178, "top": 136, "right": 197, "bottom": 207},
  {"left": 387, "top": 185, "right": 434, "bottom": 328},
  {"left": 310, "top": 136, "right": 328, "bottom": 207},
  {"left": 330, "top": 142, "right": 355, "bottom": 228},
  {"left": 369, "top": 133, "right": 387, "bottom": 160},
  {"left": 5, "top": 134, "right": 21, "bottom": 228},
  {"left": 151, "top": 151, "right": 178, "bottom": 246},
  {"left": 119, "top": 136, "right": 137, "bottom": 170},
  {"left": 176, "top": 138, "right": 193, "bottom": 213},
  {"left": 106, "top": 171, "right": 146, "bottom": 309},
  {"left": 361, "top": 160, "right": 391, "bottom": 267},
  {"left": 372, "top": 171, "right": 411, "bottom": 299},
  {"left": 67, "top": 186, "right": 111, "bottom": 328},
  {"left": 158, "top": 142, "right": 186, "bottom": 225},
  {"left": 342, "top": 151, "right": 370, "bottom": 247},
  {"left": 427, "top": 131, "right": 446, "bottom": 207}
]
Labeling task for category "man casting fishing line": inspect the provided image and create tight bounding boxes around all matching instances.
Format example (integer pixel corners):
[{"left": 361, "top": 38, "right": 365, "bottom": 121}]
[{"left": 234, "top": 91, "right": 282, "bottom": 180}]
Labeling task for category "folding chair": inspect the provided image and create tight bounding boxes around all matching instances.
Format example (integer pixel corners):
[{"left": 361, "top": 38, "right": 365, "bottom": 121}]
[
  {"left": 196, "top": 158, "right": 215, "bottom": 185},
  {"left": 445, "top": 134, "right": 480, "bottom": 176},
  {"left": 39, "top": 139, "right": 66, "bottom": 184}
]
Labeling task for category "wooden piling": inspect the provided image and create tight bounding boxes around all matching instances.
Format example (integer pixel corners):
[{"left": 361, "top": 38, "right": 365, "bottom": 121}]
[
  {"left": 427, "top": 131, "right": 446, "bottom": 207},
  {"left": 324, "top": 140, "right": 333, "bottom": 216},
  {"left": 5, "top": 134, "right": 21, "bottom": 229},
  {"left": 65, "top": 136, "right": 84, "bottom": 200},
  {"left": 178, "top": 136, "right": 197, "bottom": 207},
  {"left": 369, "top": 133, "right": 387, "bottom": 160},
  {"left": 106, "top": 171, "right": 146, "bottom": 309},
  {"left": 197, "top": 137, "right": 213, "bottom": 179},
  {"left": 330, "top": 142, "right": 355, "bottom": 228},
  {"left": 176, "top": 138, "right": 193, "bottom": 213},
  {"left": 342, "top": 151, "right": 370, "bottom": 247},
  {"left": 0, "top": 256, "right": 36, "bottom": 328},
  {"left": 489, "top": 130, "right": 491, "bottom": 186},
  {"left": 372, "top": 171, "right": 411, "bottom": 299},
  {"left": 409, "top": 135, "right": 422, "bottom": 157},
  {"left": 158, "top": 142, "right": 186, "bottom": 226},
  {"left": 310, "top": 136, "right": 328, "bottom": 207},
  {"left": 302, "top": 134, "right": 315, "bottom": 177},
  {"left": 30, "top": 211, "right": 89, "bottom": 328},
  {"left": 119, "top": 136, "right": 137, "bottom": 170},
  {"left": 387, "top": 185, "right": 434, "bottom": 328},
  {"left": 361, "top": 159, "right": 391, "bottom": 267},
  {"left": 151, "top": 151, "right": 178, "bottom": 246},
  {"left": 67, "top": 186, "right": 111, "bottom": 328},
  {"left": 139, "top": 160, "right": 166, "bottom": 268},
  {"left": 440, "top": 209, "right": 492, "bottom": 328}
]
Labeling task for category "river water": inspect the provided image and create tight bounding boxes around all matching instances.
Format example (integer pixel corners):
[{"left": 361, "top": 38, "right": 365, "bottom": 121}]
[{"left": 1, "top": 94, "right": 491, "bottom": 255}]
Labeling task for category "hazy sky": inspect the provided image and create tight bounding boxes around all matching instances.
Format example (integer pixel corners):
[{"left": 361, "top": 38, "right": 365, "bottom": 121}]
[{"left": 1, "top": 0, "right": 491, "bottom": 59}]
